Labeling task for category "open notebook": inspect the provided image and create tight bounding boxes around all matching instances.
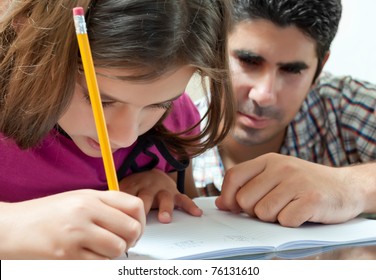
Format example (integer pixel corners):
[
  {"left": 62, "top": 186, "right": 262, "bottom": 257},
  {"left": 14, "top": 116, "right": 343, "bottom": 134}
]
[{"left": 126, "top": 197, "right": 376, "bottom": 260}]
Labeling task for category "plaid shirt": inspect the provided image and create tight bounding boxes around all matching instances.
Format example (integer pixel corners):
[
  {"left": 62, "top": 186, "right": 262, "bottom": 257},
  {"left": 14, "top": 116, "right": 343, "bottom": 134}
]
[{"left": 192, "top": 72, "right": 376, "bottom": 195}]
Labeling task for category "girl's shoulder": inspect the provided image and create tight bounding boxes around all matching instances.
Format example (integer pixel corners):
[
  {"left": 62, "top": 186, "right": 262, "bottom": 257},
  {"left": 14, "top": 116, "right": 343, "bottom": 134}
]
[{"left": 163, "top": 93, "right": 200, "bottom": 134}]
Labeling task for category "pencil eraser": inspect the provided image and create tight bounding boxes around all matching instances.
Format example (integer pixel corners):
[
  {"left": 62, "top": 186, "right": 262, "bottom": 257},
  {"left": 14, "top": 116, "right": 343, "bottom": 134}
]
[{"left": 73, "top": 7, "right": 84, "bottom": 16}]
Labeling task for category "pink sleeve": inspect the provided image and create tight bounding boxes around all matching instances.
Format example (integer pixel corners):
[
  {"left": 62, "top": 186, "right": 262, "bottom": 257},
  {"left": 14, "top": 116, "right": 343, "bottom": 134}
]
[
  {"left": 162, "top": 92, "right": 200, "bottom": 136},
  {"left": 158, "top": 93, "right": 200, "bottom": 172}
]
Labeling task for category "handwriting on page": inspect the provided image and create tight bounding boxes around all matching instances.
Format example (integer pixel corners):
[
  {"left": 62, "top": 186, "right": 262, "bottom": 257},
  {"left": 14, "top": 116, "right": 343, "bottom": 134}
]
[
  {"left": 170, "top": 240, "right": 204, "bottom": 249},
  {"left": 224, "top": 235, "right": 257, "bottom": 242}
]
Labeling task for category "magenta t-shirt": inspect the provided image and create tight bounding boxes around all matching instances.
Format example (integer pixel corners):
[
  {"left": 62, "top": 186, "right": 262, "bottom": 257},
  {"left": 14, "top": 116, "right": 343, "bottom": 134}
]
[{"left": 0, "top": 93, "right": 200, "bottom": 202}]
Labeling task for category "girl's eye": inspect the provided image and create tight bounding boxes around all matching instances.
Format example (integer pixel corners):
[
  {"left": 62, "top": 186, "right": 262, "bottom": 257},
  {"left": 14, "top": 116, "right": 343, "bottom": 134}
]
[
  {"left": 101, "top": 101, "right": 116, "bottom": 108},
  {"left": 83, "top": 92, "right": 115, "bottom": 108},
  {"left": 150, "top": 101, "right": 173, "bottom": 110}
]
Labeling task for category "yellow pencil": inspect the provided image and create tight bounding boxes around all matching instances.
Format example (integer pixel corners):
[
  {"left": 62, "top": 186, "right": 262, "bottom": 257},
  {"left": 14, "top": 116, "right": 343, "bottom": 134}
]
[{"left": 73, "top": 7, "right": 119, "bottom": 191}]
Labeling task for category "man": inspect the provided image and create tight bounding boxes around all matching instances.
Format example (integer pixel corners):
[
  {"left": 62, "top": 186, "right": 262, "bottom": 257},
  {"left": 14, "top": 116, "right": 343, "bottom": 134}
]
[{"left": 193, "top": 0, "right": 376, "bottom": 227}]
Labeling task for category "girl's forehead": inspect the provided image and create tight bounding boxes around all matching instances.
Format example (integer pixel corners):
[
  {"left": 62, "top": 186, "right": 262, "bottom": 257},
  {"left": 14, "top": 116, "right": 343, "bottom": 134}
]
[{"left": 77, "top": 65, "right": 195, "bottom": 104}]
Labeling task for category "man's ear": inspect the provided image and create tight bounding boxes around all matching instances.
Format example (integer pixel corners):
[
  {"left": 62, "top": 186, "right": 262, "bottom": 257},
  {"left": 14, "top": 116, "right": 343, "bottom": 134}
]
[
  {"left": 311, "top": 51, "right": 331, "bottom": 86},
  {"left": 321, "top": 51, "right": 330, "bottom": 69}
]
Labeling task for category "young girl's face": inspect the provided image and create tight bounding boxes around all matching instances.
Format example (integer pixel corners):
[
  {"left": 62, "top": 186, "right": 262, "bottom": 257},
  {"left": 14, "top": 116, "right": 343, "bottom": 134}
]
[{"left": 58, "top": 66, "right": 195, "bottom": 157}]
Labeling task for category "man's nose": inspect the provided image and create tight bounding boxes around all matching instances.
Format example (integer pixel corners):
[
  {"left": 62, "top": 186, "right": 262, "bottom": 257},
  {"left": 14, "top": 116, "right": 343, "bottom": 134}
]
[{"left": 248, "top": 72, "right": 278, "bottom": 107}]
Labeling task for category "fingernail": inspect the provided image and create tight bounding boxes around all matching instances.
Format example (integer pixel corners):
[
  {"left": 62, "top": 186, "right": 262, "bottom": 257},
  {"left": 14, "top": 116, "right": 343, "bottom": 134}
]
[{"left": 161, "top": 211, "right": 170, "bottom": 219}]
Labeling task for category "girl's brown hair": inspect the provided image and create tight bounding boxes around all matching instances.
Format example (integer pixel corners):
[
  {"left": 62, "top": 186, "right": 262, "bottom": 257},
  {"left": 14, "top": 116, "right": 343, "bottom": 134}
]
[{"left": 0, "top": 0, "right": 235, "bottom": 159}]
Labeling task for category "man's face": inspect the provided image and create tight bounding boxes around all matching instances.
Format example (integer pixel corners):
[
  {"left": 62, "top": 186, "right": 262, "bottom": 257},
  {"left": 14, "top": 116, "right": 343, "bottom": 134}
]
[{"left": 228, "top": 19, "right": 319, "bottom": 146}]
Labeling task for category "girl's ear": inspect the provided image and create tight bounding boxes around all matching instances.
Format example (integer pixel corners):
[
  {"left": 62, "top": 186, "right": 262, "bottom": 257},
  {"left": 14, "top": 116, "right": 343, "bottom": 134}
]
[{"left": 11, "top": 16, "right": 27, "bottom": 33}]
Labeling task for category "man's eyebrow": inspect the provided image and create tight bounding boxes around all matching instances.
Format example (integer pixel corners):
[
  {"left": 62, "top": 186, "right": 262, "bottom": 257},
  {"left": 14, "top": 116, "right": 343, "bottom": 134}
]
[
  {"left": 234, "top": 49, "right": 309, "bottom": 70},
  {"left": 277, "top": 61, "right": 309, "bottom": 70},
  {"left": 234, "top": 49, "right": 265, "bottom": 63}
]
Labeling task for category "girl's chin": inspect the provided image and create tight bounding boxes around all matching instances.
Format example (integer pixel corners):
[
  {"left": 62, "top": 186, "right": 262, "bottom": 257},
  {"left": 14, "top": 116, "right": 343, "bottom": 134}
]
[{"left": 79, "top": 146, "right": 103, "bottom": 158}]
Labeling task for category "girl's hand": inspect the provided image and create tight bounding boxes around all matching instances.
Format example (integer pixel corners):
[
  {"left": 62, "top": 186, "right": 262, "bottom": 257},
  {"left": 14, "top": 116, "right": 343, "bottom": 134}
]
[
  {"left": 120, "top": 169, "right": 202, "bottom": 223},
  {"left": 0, "top": 189, "right": 145, "bottom": 259}
]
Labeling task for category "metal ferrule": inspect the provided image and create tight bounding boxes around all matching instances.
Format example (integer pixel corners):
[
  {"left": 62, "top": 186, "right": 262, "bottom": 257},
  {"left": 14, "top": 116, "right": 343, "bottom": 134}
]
[{"left": 73, "top": 15, "right": 87, "bottom": 34}]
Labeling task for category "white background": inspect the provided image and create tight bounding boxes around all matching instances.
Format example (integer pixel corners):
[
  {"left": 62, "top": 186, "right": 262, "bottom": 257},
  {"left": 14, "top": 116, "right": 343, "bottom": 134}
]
[{"left": 324, "top": 0, "right": 376, "bottom": 83}]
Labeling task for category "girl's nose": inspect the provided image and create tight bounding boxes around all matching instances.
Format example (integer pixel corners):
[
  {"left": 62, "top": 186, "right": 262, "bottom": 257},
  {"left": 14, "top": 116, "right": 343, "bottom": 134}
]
[{"left": 106, "top": 106, "right": 139, "bottom": 149}]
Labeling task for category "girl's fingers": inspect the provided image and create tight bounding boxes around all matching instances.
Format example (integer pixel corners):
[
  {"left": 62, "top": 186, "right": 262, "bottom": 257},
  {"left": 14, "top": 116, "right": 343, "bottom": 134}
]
[
  {"left": 80, "top": 224, "right": 127, "bottom": 259},
  {"left": 175, "top": 194, "right": 203, "bottom": 217},
  {"left": 155, "top": 190, "right": 174, "bottom": 223}
]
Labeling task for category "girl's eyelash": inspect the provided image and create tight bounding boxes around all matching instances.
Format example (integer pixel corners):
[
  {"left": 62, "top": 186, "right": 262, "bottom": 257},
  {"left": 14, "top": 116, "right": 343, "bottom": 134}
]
[
  {"left": 83, "top": 90, "right": 172, "bottom": 110},
  {"left": 101, "top": 101, "right": 115, "bottom": 108},
  {"left": 83, "top": 93, "right": 115, "bottom": 108},
  {"left": 151, "top": 101, "right": 173, "bottom": 110}
]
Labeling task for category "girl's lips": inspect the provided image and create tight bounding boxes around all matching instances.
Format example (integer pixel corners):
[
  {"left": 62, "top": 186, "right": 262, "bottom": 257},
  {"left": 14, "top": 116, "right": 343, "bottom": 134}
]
[
  {"left": 87, "top": 137, "right": 101, "bottom": 151},
  {"left": 87, "top": 137, "right": 119, "bottom": 153},
  {"left": 237, "top": 111, "right": 272, "bottom": 129}
]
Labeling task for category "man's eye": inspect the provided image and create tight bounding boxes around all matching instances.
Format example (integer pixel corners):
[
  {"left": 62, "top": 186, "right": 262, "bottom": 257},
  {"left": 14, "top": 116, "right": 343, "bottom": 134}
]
[
  {"left": 281, "top": 66, "right": 303, "bottom": 74},
  {"left": 238, "top": 56, "right": 260, "bottom": 66}
]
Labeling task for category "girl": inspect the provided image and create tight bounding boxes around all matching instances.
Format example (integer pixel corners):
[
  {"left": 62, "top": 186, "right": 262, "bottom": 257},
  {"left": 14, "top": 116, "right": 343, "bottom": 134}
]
[{"left": 0, "top": 0, "right": 235, "bottom": 259}]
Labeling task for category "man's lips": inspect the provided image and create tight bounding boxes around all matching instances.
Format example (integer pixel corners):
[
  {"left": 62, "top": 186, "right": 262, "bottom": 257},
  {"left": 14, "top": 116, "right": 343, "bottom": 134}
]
[{"left": 237, "top": 111, "right": 272, "bottom": 129}]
